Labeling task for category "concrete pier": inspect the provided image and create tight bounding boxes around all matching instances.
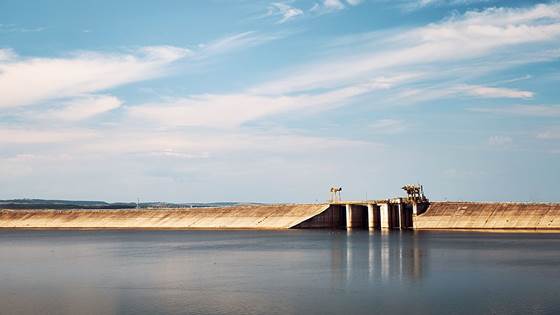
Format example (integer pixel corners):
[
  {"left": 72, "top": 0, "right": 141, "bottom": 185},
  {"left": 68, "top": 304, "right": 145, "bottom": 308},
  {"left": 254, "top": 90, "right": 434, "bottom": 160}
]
[
  {"left": 380, "top": 203, "right": 390, "bottom": 229},
  {"left": 367, "top": 204, "right": 380, "bottom": 229},
  {"left": 345, "top": 204, "right": 354, "bottom": 228}
]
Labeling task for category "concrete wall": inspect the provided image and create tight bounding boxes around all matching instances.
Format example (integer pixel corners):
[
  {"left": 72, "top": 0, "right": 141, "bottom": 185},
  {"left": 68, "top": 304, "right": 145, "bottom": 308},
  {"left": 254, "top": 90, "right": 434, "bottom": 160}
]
[
  {"left": 415, "top": 202, "right": 560, "bottom": 230},
  {"left": 294, "top": 204, "right": 346, "bottom": 228},
  {"left": 0, "top": 204, "right": 330, "bottom": 230},
  {"left": 6, "top": 201, "right": 558, "bottom": 231},
  {"left": 379, "top": 204, "right": 390, "bottom": 229}
]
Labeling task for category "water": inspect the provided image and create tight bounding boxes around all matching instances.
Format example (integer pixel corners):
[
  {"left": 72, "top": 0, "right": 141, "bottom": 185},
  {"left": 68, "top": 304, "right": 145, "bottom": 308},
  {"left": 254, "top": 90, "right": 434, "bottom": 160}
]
[{"left": 1, "top": 230, "right": 559, "bottom": 315}]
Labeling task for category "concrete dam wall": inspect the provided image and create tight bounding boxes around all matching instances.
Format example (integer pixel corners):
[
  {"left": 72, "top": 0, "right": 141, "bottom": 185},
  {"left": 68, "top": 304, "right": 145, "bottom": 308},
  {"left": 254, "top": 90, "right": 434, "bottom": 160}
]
[
  {"left": 0, "top": 204, "right": 330, "bottom": 229},
  {"left": 2, "top": 201, "right": 560, "bottom": 231},
  {"left": 415, "top": 202, "right": 560, "bottom": 230}
]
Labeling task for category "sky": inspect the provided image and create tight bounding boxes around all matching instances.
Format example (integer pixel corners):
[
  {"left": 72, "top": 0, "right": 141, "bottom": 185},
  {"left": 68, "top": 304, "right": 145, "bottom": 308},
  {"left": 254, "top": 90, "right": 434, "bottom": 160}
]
[{"left": 0, "top": 0, "right": 559, "bottom": 203}]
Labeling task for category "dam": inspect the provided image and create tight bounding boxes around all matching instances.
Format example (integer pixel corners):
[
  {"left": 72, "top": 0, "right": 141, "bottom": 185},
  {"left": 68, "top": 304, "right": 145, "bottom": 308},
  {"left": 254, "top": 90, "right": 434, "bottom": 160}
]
[
  {"left": 1, "top": 185, "right": 559, "bottom": 230},
  {"left": 2, "top": 200, "right": 560, "bottom": 231}
]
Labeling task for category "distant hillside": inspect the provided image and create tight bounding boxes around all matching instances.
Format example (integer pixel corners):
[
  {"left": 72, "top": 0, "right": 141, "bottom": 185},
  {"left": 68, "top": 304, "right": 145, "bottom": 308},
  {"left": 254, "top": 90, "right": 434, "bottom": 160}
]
[
  {"left": 0, "top": 199, "right": 134, "bottom": 209},
  {"left": 0, "top": 199, "right": 258, "bottom": 210}
]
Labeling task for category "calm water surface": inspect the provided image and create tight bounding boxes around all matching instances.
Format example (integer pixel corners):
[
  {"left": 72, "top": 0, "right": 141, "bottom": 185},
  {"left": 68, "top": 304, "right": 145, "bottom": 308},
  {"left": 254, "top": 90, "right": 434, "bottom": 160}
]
[{"left": 1, "top": 230, "right": 559, "bottom": 315}]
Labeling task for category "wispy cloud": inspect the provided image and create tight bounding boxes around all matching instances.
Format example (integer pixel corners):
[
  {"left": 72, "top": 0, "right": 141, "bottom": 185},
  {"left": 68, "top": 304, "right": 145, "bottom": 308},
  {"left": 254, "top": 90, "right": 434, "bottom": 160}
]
[
  {"left": 487, "top": 135, "right": 513, "bottom": 147},
  {"left": 263, "top": 0, "right": 361, "bottom": 23},
  {"left": 0, "top": 24, "right": 45, "bottom": 33},
  {"left": 128, "top": 75, "right": 409, "bottom": 128},
  {"left": 127, "top": 3, "right": 558, "bottom": 133},
  {"left": 0, "top": 126, "right": 374, "bottom": 157},
  {"left": 43, "top": 95, "right": 122, "bottom": 121},
  {"left": 0, "top": 31, "right": 277, "bottom": 111},
  {"left": 253, "top": 3, "right": 560, "bottom": 95},
  {"left": 197, "top": 31, "right": 279, "bottom": 56},
  {"left": 267, "top": 2, "right": 304, "bottom": 24},
  {"left": 0, "top": 30, "right": 281, "bottom": 111},
  {"left": 469, "top": 105, "right": 560, "bottom": 117},
  {"left": 401, "top": 0, "right": 494, "bottom": 12},
  {"left": 323, "top": 0, "right": 346, "bottom": 11},
  {"left": 369, "top": 119, "right": 406, "bottom": 134},
  {"left": 457, "top": 85, "right": 534, "bottom": 99},
  {"left": 0, "top": 128, "right": 96, "bottom": 144},
  {"left": 345, "top": 0, "right": 363, "bottom": 6},
  {"left": 0, "top": 46, "right": 189, "bottom": 109},
  {"left": 537, "top": 127, "right": 560, "bottom": 140},
  {"left": 0, "top": 48, "right": 16, "bottom": 61},
  {"left": 309, "top": 0, "right": 362, "bottom": 15}
]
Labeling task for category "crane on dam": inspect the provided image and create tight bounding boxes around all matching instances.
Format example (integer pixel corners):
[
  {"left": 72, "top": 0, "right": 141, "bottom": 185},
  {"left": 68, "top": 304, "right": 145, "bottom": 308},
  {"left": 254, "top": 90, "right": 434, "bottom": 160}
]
[
  {"left": 402, "top": 184, "right": 428, "bottom": 203},
  {"left": 330, "top": 187, "right": 342, "bottom": 202}
]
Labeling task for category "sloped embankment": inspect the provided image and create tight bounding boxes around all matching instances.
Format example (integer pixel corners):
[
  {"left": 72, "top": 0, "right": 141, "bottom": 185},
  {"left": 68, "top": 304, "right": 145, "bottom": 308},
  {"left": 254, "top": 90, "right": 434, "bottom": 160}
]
[
  {"left": 415, "top": 202, "right": 560, "bottom": 230},
  {"left": 0, "top": 204, "right": 330, "bottom": 229}
]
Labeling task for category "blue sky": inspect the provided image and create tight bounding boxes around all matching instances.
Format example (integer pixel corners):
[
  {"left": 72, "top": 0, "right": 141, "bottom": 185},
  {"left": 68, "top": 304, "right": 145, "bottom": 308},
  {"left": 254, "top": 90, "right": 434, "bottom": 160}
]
[{"left": 0, "top": 0, "right": 559, "bottom": 203}]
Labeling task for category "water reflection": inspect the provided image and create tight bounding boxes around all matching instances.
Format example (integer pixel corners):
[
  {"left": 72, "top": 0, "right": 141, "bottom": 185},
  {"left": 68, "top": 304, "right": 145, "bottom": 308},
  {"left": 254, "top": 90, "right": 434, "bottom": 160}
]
[
  {"left": 2, "top": 230, "right": 560, "bottom": 315},
  {"left": 332, "top": 230, "right": 425, "bottom": 288}
]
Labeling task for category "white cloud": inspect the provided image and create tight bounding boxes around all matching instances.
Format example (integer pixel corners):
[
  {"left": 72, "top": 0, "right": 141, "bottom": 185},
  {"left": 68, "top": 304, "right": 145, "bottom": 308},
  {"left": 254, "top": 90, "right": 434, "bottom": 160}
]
[
  {"left": 310, "top": 3, "right": 321, "bottom": 12},
  {"left": 324, "top": 0, "right": 345, "bottom": 10},
  {"left": 140, "top": 45, "right": 192, "bottom": 61},
  {"left": 0, "top": 32, "right": 277, "bottom": 112},
  {"left": 72, "top": 128, "right": 375, "bottom": 157},
  {"left": 146, "top": 149, "right": 210, "bottom": 160},
  {"left": 309, "top": 0, "right": 357, "bottom": 14},
  {"left": 128, "top": 75, "right": 412, "bottom": 128},
  {"left": 457, "top": 85, "right": 534, "bottom": 99},
  {"left": 492, "top": 75, "right": 532, "bottom": 84},
  {"left": 345, "top": 0, "right": 362, "bottom": 6},
  {"left": 469, "top": 105, "right": 560, "bottom": 117},
  {"left": 268, "top": 3, "right": 304, "bottom": 24},
  {"left": 253, "top": 3, "right": 560, "bottom": 95},
  {"left": 390, "top": 82, "right": 534, "bottom": 105},
  {"left": 129, "top": 94, "right": 296, "bottom": 128},
  {"left": 44, "top": 95, "right": 122, "bottom": 121},
  {"left": 408, "top": 0, "right": 490, "bottom": 10},
  {"left": 0, "top": 48, "right": 17, "bottom": 61},
  {"left": 197, "top": 32, "right": 278, "bottom": 56},
  {"left": 0, "top": 46, "right": 189, "bottom": 109},
  {"left": 369, "top": 119, "right": 406, "bottom": 134},
  {"left": 0, "top": 128, "right": 96, "bottom": 144},
  {"left": 487, "top": 135, "right": 513, "bottom": 147},
  {"left": 0, "top": 24, "right": 45, "bottom": 33},
  {"left": 537, "top": 127, "right": 560, "bottom": 140}
]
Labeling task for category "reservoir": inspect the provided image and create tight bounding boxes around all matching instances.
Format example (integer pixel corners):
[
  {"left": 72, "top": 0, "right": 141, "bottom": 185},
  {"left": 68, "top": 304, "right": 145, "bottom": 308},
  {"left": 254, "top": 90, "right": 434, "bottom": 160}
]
[{"left": 1, "top": 230, "right": 559, "bottom": 315}]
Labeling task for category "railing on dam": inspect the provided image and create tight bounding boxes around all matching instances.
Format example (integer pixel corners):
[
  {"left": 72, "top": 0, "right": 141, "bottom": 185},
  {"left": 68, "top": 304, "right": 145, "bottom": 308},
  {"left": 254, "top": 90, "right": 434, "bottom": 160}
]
[{"left": 294, "top": 199, "right": 429, "bottom": 230}]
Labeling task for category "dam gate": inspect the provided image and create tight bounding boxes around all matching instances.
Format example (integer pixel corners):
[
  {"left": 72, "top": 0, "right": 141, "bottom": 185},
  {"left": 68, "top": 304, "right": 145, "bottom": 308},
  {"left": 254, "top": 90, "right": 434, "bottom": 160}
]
[{"left": 295, "top": 199, "right": 429, "bottom": 230}]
